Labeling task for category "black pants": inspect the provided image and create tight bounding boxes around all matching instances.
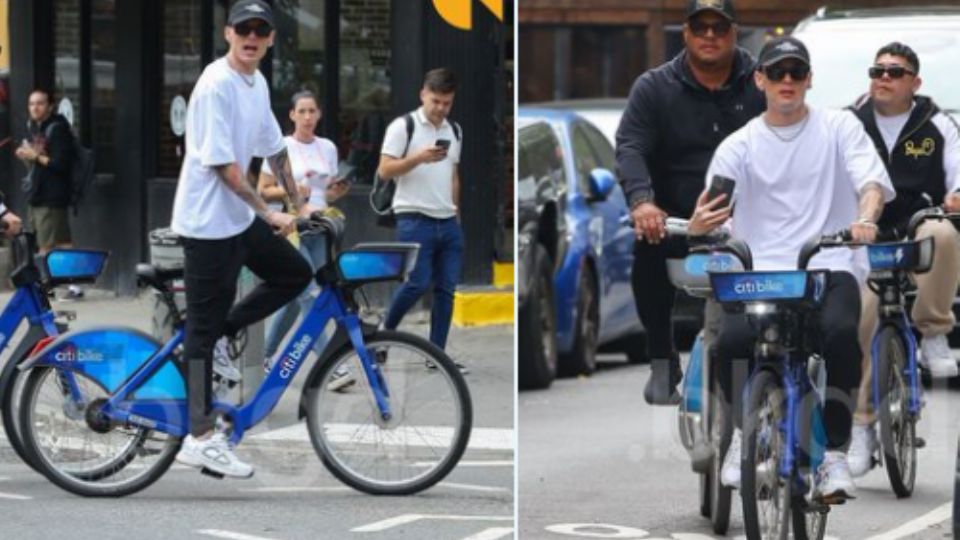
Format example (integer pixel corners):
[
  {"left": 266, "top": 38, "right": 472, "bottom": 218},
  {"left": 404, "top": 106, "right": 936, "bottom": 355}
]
[
  {"left": 182, "top": 217, "right": 312, "bottom": 436},
  {"left": 631, "top": 237, "right": 689, "bottom": 359},
  {"left": 714, "top": 271, "right": 862, "bottom": 450}
]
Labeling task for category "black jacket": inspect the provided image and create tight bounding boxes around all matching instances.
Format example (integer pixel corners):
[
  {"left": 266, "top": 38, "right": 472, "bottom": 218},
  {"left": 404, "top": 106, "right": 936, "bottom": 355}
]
[
  {"left": 26, "top": 113, "right": 74, "bottom": 208},
  {"left": 616, "top": 47, "right": 766, "bottom": 218},
  {"left": 851, "top": 95, "right": 960, "bottom": 236}
]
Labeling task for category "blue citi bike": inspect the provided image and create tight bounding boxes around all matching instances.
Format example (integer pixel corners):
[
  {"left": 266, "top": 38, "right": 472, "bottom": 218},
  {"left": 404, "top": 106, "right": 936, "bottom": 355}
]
[
  {"left": 703, "top": 232, "right": 870, "bottom": 540},
  {"left": 15, "top": 213, "right": 473, "bottom": 497}
]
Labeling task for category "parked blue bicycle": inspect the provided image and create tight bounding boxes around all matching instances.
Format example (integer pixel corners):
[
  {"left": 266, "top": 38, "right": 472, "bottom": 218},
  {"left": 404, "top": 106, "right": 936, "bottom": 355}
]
[
  {"left": 706, "top": 232, "right": 866, "bottom": 540},
  {"left": 16, "top": 213, "right": 473, "bottom": 497},
  {"left": 0, "top": 231, "right": 104, "bottom": 471}
]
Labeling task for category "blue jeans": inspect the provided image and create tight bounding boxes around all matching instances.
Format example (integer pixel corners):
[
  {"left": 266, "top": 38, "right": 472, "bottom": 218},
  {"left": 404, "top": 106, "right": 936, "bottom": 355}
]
[
  {"left": 264, "top": 234, "right": 331, "bottom": 359},
  {"left": 385, "top": 214, "right": 463, "bottom": 349}
]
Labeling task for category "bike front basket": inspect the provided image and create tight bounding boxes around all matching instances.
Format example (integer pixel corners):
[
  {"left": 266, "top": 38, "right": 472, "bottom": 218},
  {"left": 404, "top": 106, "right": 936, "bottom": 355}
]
[
  {"left": 336, "top": 243, "right": 420, "bottom": 285},
  {"left": 42, "top": 248, "right": 109, "bottom": 285}
]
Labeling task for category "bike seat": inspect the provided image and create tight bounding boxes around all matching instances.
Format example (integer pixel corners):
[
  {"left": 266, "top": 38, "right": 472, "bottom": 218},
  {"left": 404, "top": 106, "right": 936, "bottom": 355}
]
[{"left": 136, "top": 263, "right": 184, "bottom": 290}]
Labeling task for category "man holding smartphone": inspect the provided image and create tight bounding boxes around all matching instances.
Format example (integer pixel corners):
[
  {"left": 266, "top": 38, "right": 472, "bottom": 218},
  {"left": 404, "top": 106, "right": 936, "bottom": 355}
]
[
  {"left": 616, "top": 0, "right": 765, "bottom": 404},
  {"left": 376, "top": 68, "right": 466, "bottom": 368}
]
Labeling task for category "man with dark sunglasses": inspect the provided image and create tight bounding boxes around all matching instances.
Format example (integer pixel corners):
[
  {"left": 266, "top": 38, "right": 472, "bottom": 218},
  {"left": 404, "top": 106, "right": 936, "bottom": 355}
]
[
  {"left": 846, "top": 41, "right": 960, "bottom": 478},
  {"left": 171, "top": 0, "right": 312, "bottom": 478},
  {"left": 689, "top": 36, "right": 894, "bottom": 501},
  {"left": 616, "top": 0, "right": 765, "bottom": 405}
]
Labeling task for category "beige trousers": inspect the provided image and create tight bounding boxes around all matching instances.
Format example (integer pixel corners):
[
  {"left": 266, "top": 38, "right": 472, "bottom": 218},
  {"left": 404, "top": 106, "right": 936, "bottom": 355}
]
[{"left": 854, "top": 219, "right": 960, "bottom": 424}]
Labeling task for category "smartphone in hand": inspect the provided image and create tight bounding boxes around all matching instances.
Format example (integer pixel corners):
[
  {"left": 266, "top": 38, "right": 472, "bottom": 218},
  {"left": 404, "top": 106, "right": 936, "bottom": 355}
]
[
  {"left": 435, "top": 138, "right": 451, "bottom": 150},
  {"left": 707, "top": 175, "right": 736, "bottom": 208}
]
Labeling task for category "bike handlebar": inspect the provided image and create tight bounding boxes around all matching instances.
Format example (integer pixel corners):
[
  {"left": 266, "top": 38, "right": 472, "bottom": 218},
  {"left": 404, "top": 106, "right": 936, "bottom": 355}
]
[{"left": 906, "top": 206, "right": 960, "bottom": 239}]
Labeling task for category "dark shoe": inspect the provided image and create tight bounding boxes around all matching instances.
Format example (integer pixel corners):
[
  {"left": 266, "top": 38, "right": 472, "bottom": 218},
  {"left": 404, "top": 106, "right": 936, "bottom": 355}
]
[{"left": 644, "top": 357, "right": 682, "bottom": 406}]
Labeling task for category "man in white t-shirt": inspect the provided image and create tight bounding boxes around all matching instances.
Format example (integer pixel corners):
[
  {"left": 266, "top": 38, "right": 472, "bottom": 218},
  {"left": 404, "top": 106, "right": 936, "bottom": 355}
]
[
  {"left": 845, "top": 42, "right": 960, "bottom": 477},
  {"left": 688, "top": 36, "right": 895, "bottom": 502},
  {"left": 170, "top": 0, "right": 312, "bottom": 479},
  {"left": 376, "top": 68, "right": 465, "bottom": 369}
]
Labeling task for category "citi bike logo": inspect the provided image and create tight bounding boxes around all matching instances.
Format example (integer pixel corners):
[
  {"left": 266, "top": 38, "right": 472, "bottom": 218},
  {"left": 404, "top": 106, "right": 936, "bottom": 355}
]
[
  {"left": 55, "top": 344, "right": 104, "bottom": 363},
  {"left": 279, "top": 335, "right": 312, "bottom": 380},
  {"left": 871, "top": 247, "right": 904, "bottom": 267},
  {"left": 734, "top": 279, "right": 785, "bottom": 295}
]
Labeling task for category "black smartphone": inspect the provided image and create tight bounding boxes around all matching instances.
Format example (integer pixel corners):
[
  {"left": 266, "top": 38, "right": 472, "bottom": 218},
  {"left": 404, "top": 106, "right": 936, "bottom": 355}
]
[
  {"left": 707, "top": 174, "right": 736, "bottom": 207},
  {"left": 435, "top": 139, "right": 451, "bottom": 150}
]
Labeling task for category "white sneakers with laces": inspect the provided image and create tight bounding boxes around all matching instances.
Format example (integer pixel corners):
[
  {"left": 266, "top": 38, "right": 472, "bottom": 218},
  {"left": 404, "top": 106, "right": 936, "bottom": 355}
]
[
  {"left": 213, "top": 336, "right": 242, "bottom": 383},
  {"left": 920, "top": 334, "right": 959, "bottom": 378},
  {"left": 176, "top": 432, "right": 254, "bottom": 478},
  {"left": 846, "top": 423, "right": 876, "bottom": 478},
  {"left": 720, "top": 428, "right": 742, "bottom": 489},
  {"left": 815, "top": 450, "right": 856, "bottom": 500}
]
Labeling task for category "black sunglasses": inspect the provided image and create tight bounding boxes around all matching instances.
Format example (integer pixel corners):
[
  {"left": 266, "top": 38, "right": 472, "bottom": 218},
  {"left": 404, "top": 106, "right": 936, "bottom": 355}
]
[
  {"left": 763, "top": 63, "right": 810, "bottom": 82},
  {"left": 234, "top": 21, "right": 272, "bottom": 38},
  {"left": 687, "top": 19, "right": 733, "bottom": 38},
  {"left": 868, "top": 65, "right": 916, "bottom": 80}
]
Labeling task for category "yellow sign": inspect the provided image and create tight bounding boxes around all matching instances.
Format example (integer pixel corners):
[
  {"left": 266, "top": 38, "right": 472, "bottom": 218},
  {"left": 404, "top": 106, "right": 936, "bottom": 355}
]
[
  {"left": 905, "top": 137, "right": 935, "bottom": 159},
  {"left": 433, "top": 0, "right": 503, "bottom": 31},
  {"left": 0, "top": 0, "right": 8, "bottom": 71}
]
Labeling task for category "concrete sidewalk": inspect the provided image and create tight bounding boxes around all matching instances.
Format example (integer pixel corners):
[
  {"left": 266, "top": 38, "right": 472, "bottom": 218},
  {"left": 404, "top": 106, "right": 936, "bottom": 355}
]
[{"left": 0, "top": 288, "right": 515, "bottom": 450}]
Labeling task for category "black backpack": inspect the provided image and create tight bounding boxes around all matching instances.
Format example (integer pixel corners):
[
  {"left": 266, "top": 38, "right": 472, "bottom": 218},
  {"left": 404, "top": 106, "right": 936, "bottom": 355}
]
[
  {"left": 43, "top": 121, "right": 95, "bottom": 216},
  {"left": 369, "top": 113, "right": 461, "bottom": 228}
]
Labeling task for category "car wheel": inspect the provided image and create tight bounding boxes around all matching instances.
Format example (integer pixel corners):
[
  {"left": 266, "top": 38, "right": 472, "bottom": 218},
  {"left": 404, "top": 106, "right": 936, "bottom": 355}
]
[
  {"left": 518, "top": 244, "right": 558, "bottom": 389},
  {"left": 559, "top": 265, "right": 598, "bottom": 376}
]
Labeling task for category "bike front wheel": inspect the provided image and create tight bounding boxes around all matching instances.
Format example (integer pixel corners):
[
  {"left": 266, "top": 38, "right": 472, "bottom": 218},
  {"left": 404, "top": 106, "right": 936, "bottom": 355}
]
[
  {"left": 742, "top": 368, "right": 791, "bottom": 540},
  {"left": 876, "top": 325, "right": 916, "bottom": 498},
  {"left": 305, "top": 330, "right": 473, "bottom": 495}
]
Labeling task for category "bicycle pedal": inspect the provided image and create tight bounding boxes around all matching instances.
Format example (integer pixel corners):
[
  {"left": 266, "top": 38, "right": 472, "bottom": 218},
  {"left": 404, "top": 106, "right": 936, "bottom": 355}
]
[
  {"left": 914, "top": 436, "right": 927, "bottom": 448},
  {"left": 200, "top": 467, "right": 225, "bottom": 479}
]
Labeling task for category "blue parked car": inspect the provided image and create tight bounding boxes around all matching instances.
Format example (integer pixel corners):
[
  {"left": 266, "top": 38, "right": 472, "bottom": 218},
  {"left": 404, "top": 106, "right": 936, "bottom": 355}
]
[{"left": 518, "top": 107, "right": 643, "bottom": 388}]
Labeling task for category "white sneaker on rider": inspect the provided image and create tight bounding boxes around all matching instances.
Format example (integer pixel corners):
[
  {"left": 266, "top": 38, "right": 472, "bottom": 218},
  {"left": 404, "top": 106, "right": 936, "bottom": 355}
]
[
  {"left": 176, "top": 432, "right": 254, "bottom": 478},
  {"left": 720, "top": 428, "right": 742, "bottom": 489},
  {"left": 816, "top": 450, "right": 856, "bottom": 501},
  {"left": 326, "top": 366, "right": 357, "bottom": 392},
  {"left": 920, "top": 334, "right": 959, "bottom": 378},
  {"left": 212, "top": 337, "right": 242, "bottom": 383},
  {"left": 846, "top": 423, "right": 876, "bottom": 478}
]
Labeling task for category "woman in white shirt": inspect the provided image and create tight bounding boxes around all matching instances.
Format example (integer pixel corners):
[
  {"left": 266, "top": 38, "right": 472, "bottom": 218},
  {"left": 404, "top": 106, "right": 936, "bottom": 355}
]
[{"left": 259, "top": 90, "right": 349, "bottom": 373}]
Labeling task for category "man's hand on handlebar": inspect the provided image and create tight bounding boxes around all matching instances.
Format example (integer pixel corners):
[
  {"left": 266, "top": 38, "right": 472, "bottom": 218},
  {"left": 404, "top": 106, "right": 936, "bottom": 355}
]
[
  {"left": 944, "top": 192, "right": 960, "bottom": 213},
  {"left": 849, "top": 220, "right": 878, "bottom": 244},
  {"left": 266, "top": 210, "right": 296, "bottom": 236},
  {"left": 1, "top": 212, "right": 22, "bottom": 238},
  {"left": 631, "top": 201, "right": 668, "bottom": 244},
  {"left": 688, "top": 190, "right": 732, "bottom": 237}
]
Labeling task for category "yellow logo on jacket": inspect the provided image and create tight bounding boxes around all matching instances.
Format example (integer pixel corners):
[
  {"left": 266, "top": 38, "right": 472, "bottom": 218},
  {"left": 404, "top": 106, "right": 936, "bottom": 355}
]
[{"left": 905, "top": 138, "right": 935, "bottom": 159}]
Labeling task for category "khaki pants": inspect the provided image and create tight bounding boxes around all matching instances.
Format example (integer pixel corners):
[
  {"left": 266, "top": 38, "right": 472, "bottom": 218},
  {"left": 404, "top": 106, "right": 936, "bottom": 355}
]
[{"left": 854, "top": 219, "right": 960, "bottom": 424}]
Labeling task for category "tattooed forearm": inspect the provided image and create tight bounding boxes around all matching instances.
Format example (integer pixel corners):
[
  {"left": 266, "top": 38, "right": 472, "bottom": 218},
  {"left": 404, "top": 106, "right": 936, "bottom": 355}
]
[
  {"left": 266, "top": 148, "right": 301, "bottom": 213},
  {"left": 858, "top": 182, "right": 884, "bottom": 223},
  {"left": 215, "top": 163, "right": 271, "bottom": 218}
]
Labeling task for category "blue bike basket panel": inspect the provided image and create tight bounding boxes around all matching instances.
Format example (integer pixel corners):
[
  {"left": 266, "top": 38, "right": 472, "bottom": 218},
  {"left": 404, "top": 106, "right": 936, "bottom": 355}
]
[
  {"left": 45, "top": 330, "right": 185, "bottom": 399},
  {"left": 337, "top": 243, "right": 419, "bottom": 284},
  {"left": 710, "top": 271, "right": 827, "bottom": 304},
  {"left": 868, "top": 238, "right": 933, "bottom": 272},
  {"left": 43, "top": 249, "right": 108, "bottom": 284}
]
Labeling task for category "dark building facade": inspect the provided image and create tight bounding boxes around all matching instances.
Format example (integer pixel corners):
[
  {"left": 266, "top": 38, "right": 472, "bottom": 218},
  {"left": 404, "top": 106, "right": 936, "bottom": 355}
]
[{"left": 3, "top": 0, "right": 513, "bottom": 295}]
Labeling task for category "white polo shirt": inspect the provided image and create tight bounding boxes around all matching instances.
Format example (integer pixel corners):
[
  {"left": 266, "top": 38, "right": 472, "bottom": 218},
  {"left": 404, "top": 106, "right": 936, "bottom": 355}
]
[
  {"left": 381, "top": 108, "right": 461, "bottom": 219},
  {"left": 171, "top": 57, "right": 285, "bottom": 239},
  {"left": 706, "top": 106, "right": 895, "bottom": 282}
]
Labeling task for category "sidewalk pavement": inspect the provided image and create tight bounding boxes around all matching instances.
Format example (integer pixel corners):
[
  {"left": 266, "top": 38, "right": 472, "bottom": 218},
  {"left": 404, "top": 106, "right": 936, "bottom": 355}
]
[{"left": 0, "top": 288, "right": 515, "bottom": 451}]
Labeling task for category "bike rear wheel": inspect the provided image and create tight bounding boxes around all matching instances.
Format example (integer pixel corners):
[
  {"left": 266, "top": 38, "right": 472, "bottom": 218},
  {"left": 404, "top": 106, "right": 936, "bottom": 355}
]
[
  {"left": 876, "top": 325, "right": 916, "bottom": 498},
  {"left": 19, "top": 366, "right": 180, "bottom": 497},
  {"left": 742, "top": 369, "right": 791, "bottom": 540},
  {"left": 305, "top": 330, "right": 472, "bottom": 495}
]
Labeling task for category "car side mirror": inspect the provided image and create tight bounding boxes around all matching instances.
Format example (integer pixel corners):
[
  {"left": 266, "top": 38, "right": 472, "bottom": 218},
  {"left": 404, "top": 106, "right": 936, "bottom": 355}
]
[{"left": 587, "top": 168, "right": 616, "bottom": 202}]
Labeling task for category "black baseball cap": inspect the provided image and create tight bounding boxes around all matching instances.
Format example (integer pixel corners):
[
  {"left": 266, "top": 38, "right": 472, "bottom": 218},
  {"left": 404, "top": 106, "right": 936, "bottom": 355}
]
[
  {"left": 758, "top": 36, "right": 810, "bottom": 67},
  {"left": 228, "top": 0, "right": 274, "bottom": 29},
  {"left": 686, "top": 0, "right": 736, "bottom": 21}
]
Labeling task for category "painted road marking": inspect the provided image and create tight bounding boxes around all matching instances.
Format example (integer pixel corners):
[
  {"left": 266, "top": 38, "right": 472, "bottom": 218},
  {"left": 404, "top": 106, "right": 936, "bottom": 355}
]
[
  {"left": 0, "top": 492, "right": 32, "bottom": 500},
  {"left": 545, "top": 524, "right": 647, "bottom": 538},
  {"left": 252, "top": 423, "right": 514, "bottom": 451},
  {"left": 196, "top": 530, "right": 279, "bottom": 540},
  {"left": 415, "top": 460, "right": 514, "bottom": 467},
  {"left": 352, "top": 514, "right": 513, "bottom": 532},
  {"left": 437, "top": 482, "right": 510, "bottom": 493},
  {"left": 460, "top": 527, "right": 515, "bottom": 540},
  {"left": 238, "top": 486, "right": 351, "bottom": 493},
  {"left": 863, "top": 502, "right": 951, "bottom": 540}
]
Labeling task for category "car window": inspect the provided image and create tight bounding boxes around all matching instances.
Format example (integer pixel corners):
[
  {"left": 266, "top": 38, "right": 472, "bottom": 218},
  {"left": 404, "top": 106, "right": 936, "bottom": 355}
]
[
  {"left": 581, "top": 122, "right": 616, "bottom": 171},
  {"left": 521, "top": 123, "right": 566, "bottom": 197},
  {"left": 572, "top": 124, "right": 602, "bottom": 194}
]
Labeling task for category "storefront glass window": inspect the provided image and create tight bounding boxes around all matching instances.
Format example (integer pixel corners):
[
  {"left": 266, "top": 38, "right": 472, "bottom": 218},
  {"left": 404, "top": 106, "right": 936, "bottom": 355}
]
[
  {"left": 159, "top": 0, "right": 201, "bottom": 178},
  {"left": 0, "top": 0, "right": 10, "bottom": 182},
  {"left": 91, "top": 0, "right": 116, "bottom": 174},
  {"left": 339, "top": 0, "right": 390, "bottom": 185},
  {"left": 53, "top": 0, "right": 82, "bottom": 137},
  {"left": 271, "top": 0, "right": 327, "bottom": 134}
]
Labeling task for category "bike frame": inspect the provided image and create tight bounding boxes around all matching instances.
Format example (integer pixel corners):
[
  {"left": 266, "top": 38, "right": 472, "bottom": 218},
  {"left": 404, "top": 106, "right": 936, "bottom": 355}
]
[{"left": 52, "top": 285, "right": 390, "bottom": 446}]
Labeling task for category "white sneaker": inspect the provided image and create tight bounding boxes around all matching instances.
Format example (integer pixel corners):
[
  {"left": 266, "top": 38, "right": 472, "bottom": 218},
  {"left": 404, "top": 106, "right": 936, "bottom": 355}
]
[
  {"left": 816, "top": 451, "right": 856, "bottom": 501},
  {"left": 212, "top": 337, "right": 242, "bottom": 383},
  {"left": 176, "top": 433, "right": 254, "bottom": 478},
  {"left": 326, "top": 366, "right": 357, "bottom": 392},
  {"left": 920, "top": 334, "right": 959, "bottom": 378},
  {"left": 720, "top": 428, "right": 742, "bottom": 489},
  {"left": 847, "top": 424, "right": 876, "bottom": 478}
]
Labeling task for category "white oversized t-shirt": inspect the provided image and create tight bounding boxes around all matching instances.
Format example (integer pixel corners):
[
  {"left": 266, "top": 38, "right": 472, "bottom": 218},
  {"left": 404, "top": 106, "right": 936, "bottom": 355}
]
[
  {"left": 171, "top": 57, "right": 285, "bottom": 239},
  {"left": 262, "top": 136, "right": 338, "bottom": 209},
  {"left": 706, "top": 106, "right": 895, "bottom": 282},
  {"left": 381, "top": 108, "right": 461, "bottom": 219}
]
